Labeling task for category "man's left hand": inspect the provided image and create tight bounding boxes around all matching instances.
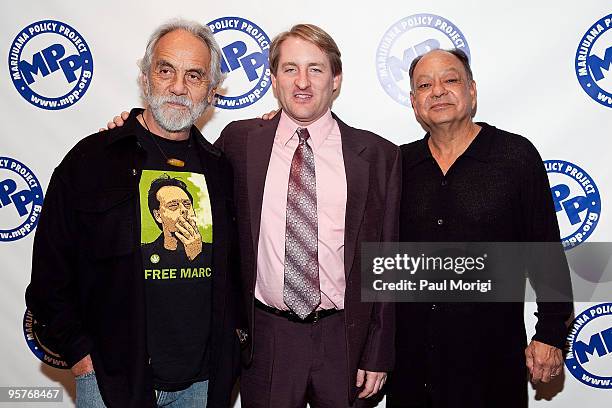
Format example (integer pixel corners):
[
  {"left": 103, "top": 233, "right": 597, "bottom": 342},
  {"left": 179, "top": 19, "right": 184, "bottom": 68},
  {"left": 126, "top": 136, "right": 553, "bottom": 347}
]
[
  {"left": 356, "top": 369, "right": 387, "bottom": 398},
  {"left": 525, "top": 340, "right": 563, "bottom": 384}
]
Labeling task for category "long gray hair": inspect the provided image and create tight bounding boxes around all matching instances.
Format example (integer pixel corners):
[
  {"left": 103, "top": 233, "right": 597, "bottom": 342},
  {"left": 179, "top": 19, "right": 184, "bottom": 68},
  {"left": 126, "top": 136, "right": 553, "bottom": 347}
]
[{"left": 139, "top": 19, "right": 225, "bottom": 91}]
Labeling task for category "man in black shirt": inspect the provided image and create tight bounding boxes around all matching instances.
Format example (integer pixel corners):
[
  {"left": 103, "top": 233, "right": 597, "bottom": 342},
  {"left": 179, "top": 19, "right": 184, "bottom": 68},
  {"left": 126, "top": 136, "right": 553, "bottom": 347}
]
[
  {"left": 386, "top": 49, "right": 573, "bottom": 408},
  {"left": 26, "top": 19, "right": 240, "bottom": 407}
]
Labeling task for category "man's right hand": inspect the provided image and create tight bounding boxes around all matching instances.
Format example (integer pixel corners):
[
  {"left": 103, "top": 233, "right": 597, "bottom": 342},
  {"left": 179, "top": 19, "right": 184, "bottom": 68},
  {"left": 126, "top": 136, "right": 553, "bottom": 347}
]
[
  {"left": 99, "top": 111, "right": 130, "bottom": 132},
  {"left": 71, "top": 354, "right": 94, "bottom": 377},
  {"left": 176, "top": 215, "right": 202, "bottom": 261},
  {"left": 261, "top": 109, "right": 278, "bottom": 120}
]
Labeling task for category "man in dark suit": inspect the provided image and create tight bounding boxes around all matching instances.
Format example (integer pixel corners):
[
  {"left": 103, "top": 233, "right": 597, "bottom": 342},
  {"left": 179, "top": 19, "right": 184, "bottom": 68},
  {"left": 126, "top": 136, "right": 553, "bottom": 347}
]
[{"left": 215, "top": 24, "right": 400, "bottom": 407}]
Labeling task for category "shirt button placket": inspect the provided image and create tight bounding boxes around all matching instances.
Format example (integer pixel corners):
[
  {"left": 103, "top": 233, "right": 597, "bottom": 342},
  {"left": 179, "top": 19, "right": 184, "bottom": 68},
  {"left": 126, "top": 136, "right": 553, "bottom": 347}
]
[
  {"left": 437, "top": 177, "right": 448, "bottom": 227},
  {"left": 436, "top": 176, "right": 448, "bottom": 226}
]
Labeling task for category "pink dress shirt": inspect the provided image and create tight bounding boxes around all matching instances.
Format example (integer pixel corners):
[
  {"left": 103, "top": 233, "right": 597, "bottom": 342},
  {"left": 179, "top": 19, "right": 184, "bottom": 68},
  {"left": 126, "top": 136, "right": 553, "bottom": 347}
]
[{"left": 255, "top": 109, "right": 347, "bottom": 310}]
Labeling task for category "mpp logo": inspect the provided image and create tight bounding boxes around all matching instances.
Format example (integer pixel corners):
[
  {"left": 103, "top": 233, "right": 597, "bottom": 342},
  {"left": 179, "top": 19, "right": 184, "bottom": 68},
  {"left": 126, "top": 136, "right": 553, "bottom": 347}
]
[
  {"left": 566, "top": 303, "right": 612, "bottom": 389},
  {"left": 8, "top": 20, "right": 93, "bottom": 110},
  {"left": 0, "top": 157, "right": 43, "bottom": 242},
  {"left": 575, "top": 14, "right": 612, "bottom": 107},
  {"left": 23, "top": 309, "right": 68, "bottom": 369},
  {"left": 208, "top": 17, "right": 271, "bottom": 109},
  {"left": 545, "top": 160, "right": 600, "bottom": 250},
  {"left": 376, "top": 13, "right": 471, "bottom": 106}
]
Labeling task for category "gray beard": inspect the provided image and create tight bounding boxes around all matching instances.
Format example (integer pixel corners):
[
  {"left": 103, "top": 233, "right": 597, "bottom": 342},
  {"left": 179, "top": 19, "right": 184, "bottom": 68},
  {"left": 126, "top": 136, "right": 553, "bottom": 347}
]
[{"left": 144, "top": 84, "right": 209, "bottom": 133}]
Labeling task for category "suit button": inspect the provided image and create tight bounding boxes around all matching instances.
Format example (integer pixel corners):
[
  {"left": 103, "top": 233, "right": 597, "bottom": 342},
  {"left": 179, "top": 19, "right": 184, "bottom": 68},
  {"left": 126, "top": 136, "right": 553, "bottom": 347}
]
[
  {"left": 437, "top": 219, "right": 444, "bottom": 225},
  {"left": 431, "top": 304, "right": 437, "bottom": 310}
]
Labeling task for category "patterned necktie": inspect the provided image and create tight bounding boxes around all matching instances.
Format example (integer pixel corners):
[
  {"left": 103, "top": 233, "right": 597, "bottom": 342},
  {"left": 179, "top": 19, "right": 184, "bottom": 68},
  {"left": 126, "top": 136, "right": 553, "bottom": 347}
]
[{"left": 284, "top": 127, "right": 320, "bottom": 319}]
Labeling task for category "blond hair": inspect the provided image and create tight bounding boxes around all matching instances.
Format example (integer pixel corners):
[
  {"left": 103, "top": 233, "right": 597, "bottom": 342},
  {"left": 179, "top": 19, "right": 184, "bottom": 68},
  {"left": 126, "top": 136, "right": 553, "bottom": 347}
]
[{"left": 269, "top": 24, "right": 342, "bottom": 76}]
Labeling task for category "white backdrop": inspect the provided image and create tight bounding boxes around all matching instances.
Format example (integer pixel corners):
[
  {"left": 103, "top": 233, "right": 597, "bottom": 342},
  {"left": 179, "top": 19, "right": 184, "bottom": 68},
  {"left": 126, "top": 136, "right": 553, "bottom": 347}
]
[{"left": 1, "top": 1, "right": 610, "bottom": 406}]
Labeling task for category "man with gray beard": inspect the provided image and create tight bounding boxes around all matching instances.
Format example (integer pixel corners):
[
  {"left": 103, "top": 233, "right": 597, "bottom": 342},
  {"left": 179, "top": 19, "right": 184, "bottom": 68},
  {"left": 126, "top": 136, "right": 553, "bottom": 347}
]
[{"left": 26, "top": 20, "right": 241, "bottom": 407}]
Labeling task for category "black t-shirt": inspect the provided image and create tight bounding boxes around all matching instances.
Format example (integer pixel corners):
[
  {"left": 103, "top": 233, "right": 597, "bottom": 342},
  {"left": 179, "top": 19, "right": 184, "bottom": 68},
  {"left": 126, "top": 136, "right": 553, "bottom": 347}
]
[{"left": 136, "top": 121, "right": 213, "bottom": 391}]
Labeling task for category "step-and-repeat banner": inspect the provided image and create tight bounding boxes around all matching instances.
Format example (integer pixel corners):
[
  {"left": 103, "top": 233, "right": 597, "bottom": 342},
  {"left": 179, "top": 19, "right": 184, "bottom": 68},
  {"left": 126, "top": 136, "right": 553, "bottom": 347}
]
[{"left": 1, "top": 1, "right": 610, "bottom": 406}]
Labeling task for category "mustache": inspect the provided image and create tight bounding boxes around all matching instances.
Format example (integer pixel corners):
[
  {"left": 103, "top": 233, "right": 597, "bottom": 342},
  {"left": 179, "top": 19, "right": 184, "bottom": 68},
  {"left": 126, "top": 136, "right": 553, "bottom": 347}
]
[{"left": 149, "top": 94, "right": 194, "bottom": 109}]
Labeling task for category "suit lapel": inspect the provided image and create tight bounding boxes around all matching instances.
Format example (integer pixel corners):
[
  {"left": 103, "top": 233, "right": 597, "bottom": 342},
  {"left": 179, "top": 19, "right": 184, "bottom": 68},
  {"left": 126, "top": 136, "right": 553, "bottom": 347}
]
[
  {"left": 247, "top": 114, "right": 281, "bottom": 255},
  {"left": 336, "top": 114, "right": 370, "bottom": 278}
]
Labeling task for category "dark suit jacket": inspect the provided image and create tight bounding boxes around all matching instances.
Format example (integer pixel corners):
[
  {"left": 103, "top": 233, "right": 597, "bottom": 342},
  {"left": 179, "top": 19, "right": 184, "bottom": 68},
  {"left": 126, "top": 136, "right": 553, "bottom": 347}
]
[{"left": 214, "top": 111, "right": 400, "bottom": 402}]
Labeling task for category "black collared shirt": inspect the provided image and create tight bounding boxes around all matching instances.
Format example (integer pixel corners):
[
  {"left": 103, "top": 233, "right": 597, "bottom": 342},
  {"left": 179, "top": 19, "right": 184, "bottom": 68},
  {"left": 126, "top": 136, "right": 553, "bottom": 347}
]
[
  {"left": 389, "top": 123, "right": 572, "bottom": 408},
  {"left": 400, "top": 122, "right": 548, "bottom": 242}
]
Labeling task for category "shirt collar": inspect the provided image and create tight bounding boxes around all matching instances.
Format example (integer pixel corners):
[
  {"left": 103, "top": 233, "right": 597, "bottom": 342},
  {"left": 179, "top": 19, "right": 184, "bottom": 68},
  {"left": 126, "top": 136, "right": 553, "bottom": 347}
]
[
  {"left": 276, "top": 109, "right": 336, "bottom": 150},
  {"left": 461, "top": 122, "right": 493, "bottom": 162},
  {"left": 407, "top": 121, "right": 493, "bottom": 168},
  {"left": 106, "top": 107, "right": 143, "bottom": 146}
]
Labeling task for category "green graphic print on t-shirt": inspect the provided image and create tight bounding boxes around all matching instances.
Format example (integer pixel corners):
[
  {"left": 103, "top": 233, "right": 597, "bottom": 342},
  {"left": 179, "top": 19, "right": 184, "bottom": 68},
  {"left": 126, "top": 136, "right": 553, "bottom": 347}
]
[{"left": 140, "top": 170, "right": 212, "bottom": 246}]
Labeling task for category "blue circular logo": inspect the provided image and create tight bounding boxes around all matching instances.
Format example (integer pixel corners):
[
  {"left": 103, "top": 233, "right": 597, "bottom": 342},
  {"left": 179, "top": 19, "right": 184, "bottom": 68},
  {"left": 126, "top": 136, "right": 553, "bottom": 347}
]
[
  {"left": 376, "top": 13, "right": 471, "bottom": 106},
  {"left": 207, "top": 17, "right": 271, "bottom": 109},
  {"left": 575, "top": 14, "right": 612, "bottom": 108},
  {"left": 0, "top": 157, "right": 44, "bottom": 242},
  {"left": 545, "top": 160, "right": 601, "bottom": 250},
  {"left": 23, "top": 309, "right": 68, "bottom": 369},
  {"left": 565, "top": 303, "right": 612, "bottom": 389},
  {"left": 8, "top": 20, "right": 93, "bottom": 110}
]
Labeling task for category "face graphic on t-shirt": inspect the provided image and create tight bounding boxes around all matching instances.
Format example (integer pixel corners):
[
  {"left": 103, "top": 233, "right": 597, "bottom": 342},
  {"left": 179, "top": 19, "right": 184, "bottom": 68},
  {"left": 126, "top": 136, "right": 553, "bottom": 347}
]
[{"left": 153, "top": 185, "right": 197, "bottom": 236}]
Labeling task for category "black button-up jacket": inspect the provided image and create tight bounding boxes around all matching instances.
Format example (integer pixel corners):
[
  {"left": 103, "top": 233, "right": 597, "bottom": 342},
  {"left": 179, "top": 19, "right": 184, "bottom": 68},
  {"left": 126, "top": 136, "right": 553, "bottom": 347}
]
[{"left": 26, "top": 109, "right": 241, "bottom": 407}]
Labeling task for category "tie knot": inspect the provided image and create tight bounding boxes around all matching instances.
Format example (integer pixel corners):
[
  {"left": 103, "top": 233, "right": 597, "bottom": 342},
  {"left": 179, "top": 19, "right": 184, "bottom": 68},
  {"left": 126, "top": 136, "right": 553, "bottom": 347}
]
[{"left": 297, "top": 128, "right": 310, "bottom": 144}]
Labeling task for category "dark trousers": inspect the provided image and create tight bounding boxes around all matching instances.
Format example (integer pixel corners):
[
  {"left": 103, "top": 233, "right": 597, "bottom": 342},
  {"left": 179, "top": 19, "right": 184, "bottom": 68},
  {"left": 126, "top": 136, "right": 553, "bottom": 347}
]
[{"left": 240, "top": 306, "right": 370, "bottom": 408}]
